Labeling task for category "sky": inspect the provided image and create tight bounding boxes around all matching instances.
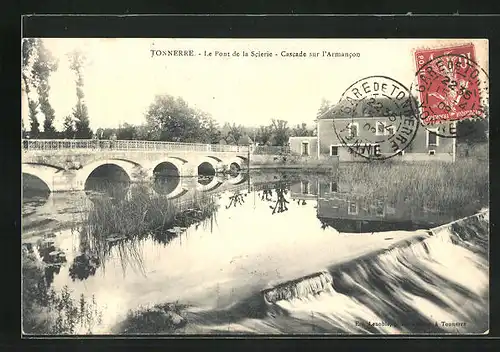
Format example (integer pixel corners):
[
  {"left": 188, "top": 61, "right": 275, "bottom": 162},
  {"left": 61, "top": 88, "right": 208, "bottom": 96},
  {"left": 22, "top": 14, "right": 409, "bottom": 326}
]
[{"left": 21, "top": 38, "right": 488, "bottom": 131}]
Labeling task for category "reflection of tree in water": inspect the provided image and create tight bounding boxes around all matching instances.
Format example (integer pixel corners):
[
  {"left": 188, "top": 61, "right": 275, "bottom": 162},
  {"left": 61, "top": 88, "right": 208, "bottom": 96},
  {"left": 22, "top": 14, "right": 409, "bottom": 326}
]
[
  {"left": 260, "top": 190, "right": 273, "bottom": 201},
  {"left": 269, "top": 185, "right": 290, "bottom": 215},
  {"left": 320, "top": 219, "right": 329, "bottom": 230},
  {"left": 69, "top": 253, "right": 101, "bottom": 281},
  {"left": 294, "top": 199, "right": 307, "bottom": 206},
  {"left": 226, "top": 191, "right": 247, "bottom": 208},
  {"left": 69, "top": 228, "right": 103, "bottom": 282},
  {"left": 35, "top": 238, "right": 67, "bottom": 287},
  {"left": 22, "top": 242, "right": 103, "bottom": 335}
]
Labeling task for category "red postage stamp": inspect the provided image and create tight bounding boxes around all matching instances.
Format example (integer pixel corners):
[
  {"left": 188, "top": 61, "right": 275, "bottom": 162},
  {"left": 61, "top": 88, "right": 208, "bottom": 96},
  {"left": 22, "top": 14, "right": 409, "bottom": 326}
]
[{"left": 412, "top": 43, "right": 489, "bottom": 126}]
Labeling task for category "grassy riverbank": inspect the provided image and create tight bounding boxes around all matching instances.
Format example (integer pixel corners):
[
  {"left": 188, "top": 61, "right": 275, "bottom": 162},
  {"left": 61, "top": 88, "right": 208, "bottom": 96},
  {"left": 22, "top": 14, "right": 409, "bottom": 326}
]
[
  {"left": 22, "top": 247, "right": 102, "bottom": 335},
  {"left": 335, "top": 158, "right": 488, "bottom": 217},
  {"left": 22, "top": 184, "right": 219, "bottom": 334}
]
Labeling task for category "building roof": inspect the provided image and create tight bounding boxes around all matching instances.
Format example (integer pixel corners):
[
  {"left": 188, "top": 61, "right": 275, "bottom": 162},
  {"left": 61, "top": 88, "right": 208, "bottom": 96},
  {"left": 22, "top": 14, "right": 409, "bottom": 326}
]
[
  {"left": 288, "top": 136, "right": 317, "bottom": 140},
  {"left": 318, "top": 96, "right": 418, "bottom": 120}
]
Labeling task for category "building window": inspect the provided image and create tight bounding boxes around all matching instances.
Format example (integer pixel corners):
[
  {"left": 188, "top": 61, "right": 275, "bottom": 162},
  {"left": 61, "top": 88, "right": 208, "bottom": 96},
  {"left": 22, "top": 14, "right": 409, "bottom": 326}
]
[
  {"left": 376, "top": 121, "right": 385, "bottom": 135},
  {"left": 301, "top": 142, "right": 310, "bottom": 156},
  {"left": 427, "top": 129, "right": 439, "bottom": 147},
  {"left": 330, "top": 182, "right": 338, "bottom": 192},
  {"left": 301, "top": 180, "right": 310, "bottom": 194},
  {"left": 348, "top": 122, "right": 359, "bottom": 137},
  {"left": 330, "top": 145, "right": 338, "bottom": 156},
  {"left": 429, "top": 150, "right": 436, "bottom": 156},
  {"left": 348, "top": 201, "right": 358, "bottom": 215}
]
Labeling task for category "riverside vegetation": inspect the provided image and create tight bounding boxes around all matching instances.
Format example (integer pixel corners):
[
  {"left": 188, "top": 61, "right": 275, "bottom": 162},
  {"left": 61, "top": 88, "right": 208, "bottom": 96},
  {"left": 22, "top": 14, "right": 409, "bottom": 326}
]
[
  {"left": 22, "top": 152, "right": 488, "bottom": 334},
  {"left": 22, "top": 180, "right": 219, "bottom": 334}
]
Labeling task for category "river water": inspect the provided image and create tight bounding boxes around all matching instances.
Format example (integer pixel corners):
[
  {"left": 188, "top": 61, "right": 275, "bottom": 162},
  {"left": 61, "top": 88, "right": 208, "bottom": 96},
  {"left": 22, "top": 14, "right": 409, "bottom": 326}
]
[{"left": 22, "top": 170, "right": 489, "bottom": 335}]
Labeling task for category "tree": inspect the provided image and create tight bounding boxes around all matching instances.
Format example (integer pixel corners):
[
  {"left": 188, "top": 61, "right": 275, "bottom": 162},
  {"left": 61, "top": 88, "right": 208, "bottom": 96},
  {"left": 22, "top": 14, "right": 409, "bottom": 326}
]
[
  {"left": 32, "top": 39, "right": 58, "bottom": 138},
  {"left": 145, "top": 95, "right": 201, "bottom": 142},
  {"left": 316, "top": 98, "right": 335, "bottom": 120},
  {"left": 135, "top": 124, "right": 154, "bottom": 140},
  {"left": 270, "top": 119, "right": 290, "bottom": 146},
  {"left": 68, "top": 50, "right": 92, "bottom": 139},
  {"left": 116, "top": 123, "right": 137, "bottom": 140},
  {"left": 28, "top": 100, "right": 40, "bottom": 137},
  {"left": 194, "top": 109, "right": 221, "bottom": 143},
  {"left": 457, "top": 118, "right": 488, "bottom": 145},
  {"left": 145, "top": 95, "right": 226, "bottom": 143},
  {"left": 291, "top": 123, "right": 314, "bottom": 137},
  {"left": 256, "top": 125, "right": 272, "bottom": 145},
  {"left": 223, "top": 123, "right": 244, "bottom": 145},
  {"left": 22, "top": 39, "right": 38, "bottom": 137},
  {"left": 62, "top": 115, "right": 75, "bottom": 139}
]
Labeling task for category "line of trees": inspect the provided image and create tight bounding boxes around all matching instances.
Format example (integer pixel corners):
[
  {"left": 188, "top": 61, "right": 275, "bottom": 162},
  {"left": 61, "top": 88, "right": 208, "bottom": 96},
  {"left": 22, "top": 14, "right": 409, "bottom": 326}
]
[
  {"left": 22, "top": 39, "right": 92, "bottom": 140},
  {"left": 90, "top": 93, "right": 316, "bottom": 146}
]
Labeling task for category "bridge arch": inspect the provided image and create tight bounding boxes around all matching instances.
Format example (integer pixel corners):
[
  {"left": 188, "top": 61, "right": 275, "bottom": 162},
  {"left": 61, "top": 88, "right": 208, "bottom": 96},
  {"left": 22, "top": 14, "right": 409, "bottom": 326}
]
[
  {"left": 77, "top": 159, "right": 143, "bottom": 190},
  {"left": 22, "top": 163, "right": 64, "bottom": 193},
  {"left": 197, "top": 156, "right": 223, "bottom": 176},
  {"left": 227, "top": 156, "right": 248, "bottom": 173},
  {"left": 152, "top": 157, "right": 187, "bottom": 178}
]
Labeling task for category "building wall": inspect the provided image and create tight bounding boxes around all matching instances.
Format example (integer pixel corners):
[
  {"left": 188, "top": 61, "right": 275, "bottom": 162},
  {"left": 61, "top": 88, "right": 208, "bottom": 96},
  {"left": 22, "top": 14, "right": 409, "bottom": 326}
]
[
  {"left": 318, "top": 118, "right": 455, "bottom": 161},
  {"left": 290, "top": 179, "right": 319, "bottom": 197},
  {"left": 288, "top": 137, "right": 318, "bottom": 157},
  {"left": 316, "top": 185, "right": 456, "bottom": 225}
]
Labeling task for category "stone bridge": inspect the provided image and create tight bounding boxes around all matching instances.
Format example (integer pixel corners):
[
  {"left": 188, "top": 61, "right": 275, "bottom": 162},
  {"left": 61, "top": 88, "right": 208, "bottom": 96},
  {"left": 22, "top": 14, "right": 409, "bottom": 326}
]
[{"left": 22, "top": 139, "right": 250, "bottom": 192}]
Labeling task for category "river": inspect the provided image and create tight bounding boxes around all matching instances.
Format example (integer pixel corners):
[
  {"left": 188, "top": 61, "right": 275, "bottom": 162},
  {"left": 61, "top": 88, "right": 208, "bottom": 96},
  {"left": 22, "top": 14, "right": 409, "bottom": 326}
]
[{"left": 21, "top": 169, "right": 489, "bottom": 335}]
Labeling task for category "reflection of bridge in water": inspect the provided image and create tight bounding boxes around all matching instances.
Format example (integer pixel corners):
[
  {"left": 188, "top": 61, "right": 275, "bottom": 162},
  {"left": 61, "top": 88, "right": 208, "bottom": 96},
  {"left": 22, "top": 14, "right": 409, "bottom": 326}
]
[{"left": 81, "top": 170, "right": 304, "bottom": 208}]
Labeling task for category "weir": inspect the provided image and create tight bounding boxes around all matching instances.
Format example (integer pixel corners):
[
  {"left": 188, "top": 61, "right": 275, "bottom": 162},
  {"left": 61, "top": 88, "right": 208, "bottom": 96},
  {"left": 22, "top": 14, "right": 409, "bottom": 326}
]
[{"left": 257, "top": 209, "right": 489, "bottom": 334}]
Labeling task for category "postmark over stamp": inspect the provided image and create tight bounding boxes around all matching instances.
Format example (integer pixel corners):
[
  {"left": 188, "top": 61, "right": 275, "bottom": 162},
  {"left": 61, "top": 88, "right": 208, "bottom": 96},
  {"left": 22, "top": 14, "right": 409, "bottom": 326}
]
[
  {"left": 411, "top": 43, "right": 489, "bottom": 138},
  {"left": 333, "top": 76, "right": 419, "bottom": 160}
]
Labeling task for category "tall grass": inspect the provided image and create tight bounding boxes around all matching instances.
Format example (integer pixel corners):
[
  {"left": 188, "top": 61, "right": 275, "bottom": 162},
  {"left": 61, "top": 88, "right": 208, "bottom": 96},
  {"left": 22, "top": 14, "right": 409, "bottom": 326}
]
[
  {"left": 82, "top": 183, "right": 217, "bottom": 238},
  {"left": 336, "top": 158, "right": 488, "bottom": 217},
  {"left": 77, "top": 183, "right": 219, "bottom": 276}
]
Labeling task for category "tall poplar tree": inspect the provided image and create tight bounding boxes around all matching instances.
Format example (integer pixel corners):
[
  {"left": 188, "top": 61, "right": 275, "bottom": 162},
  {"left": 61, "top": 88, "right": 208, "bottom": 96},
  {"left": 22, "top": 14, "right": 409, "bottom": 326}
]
[{"left": 68, "top": 50, "right": 92, "bottom": 139}]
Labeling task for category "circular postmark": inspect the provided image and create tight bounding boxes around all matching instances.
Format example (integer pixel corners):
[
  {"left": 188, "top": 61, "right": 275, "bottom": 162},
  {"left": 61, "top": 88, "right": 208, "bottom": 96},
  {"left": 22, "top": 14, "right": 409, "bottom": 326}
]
[
  {"left": 333, "top": 76, "right": 419, "bottom": 161},
  {"left": 410, "top": 53, "right": 489, "bottom": 139}
]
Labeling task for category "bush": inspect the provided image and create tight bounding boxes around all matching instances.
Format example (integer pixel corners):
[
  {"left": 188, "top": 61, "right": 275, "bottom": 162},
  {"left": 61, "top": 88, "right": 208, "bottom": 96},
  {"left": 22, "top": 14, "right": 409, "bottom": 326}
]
[{"left": 117, "top": 302, "right": 188, "bottom": 334}]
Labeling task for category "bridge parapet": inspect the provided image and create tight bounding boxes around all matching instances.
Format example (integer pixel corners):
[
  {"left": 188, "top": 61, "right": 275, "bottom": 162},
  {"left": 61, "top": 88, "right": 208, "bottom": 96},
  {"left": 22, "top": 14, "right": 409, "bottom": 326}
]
[{"left": 22, "top": 139, "right": 250, "bottom": 154}]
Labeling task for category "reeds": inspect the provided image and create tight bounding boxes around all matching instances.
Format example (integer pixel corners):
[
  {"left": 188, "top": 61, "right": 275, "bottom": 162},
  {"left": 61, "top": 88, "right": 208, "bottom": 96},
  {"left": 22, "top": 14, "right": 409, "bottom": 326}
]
[
  {"left": 76, "top": 183, "right": 219, "bottom": 276},
  {"left": 82, "top": 183, "right": 218, "bottom": 240},
  {"left": 335, "top": 158, "right": 488, "bottom": 217}
]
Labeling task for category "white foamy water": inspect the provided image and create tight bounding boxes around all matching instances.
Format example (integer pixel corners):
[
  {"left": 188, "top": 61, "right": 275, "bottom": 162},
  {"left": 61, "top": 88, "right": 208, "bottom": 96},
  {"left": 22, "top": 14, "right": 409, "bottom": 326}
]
[{"left": 189, "top": 210, "right": 489, "bottom": 335}]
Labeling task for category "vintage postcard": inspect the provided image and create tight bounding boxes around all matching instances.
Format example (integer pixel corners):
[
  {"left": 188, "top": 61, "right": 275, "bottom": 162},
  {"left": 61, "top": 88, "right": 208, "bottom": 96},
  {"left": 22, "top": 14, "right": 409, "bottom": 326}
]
[{"left": 21, "top": 38, "right": 489, "bottom": 336}]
